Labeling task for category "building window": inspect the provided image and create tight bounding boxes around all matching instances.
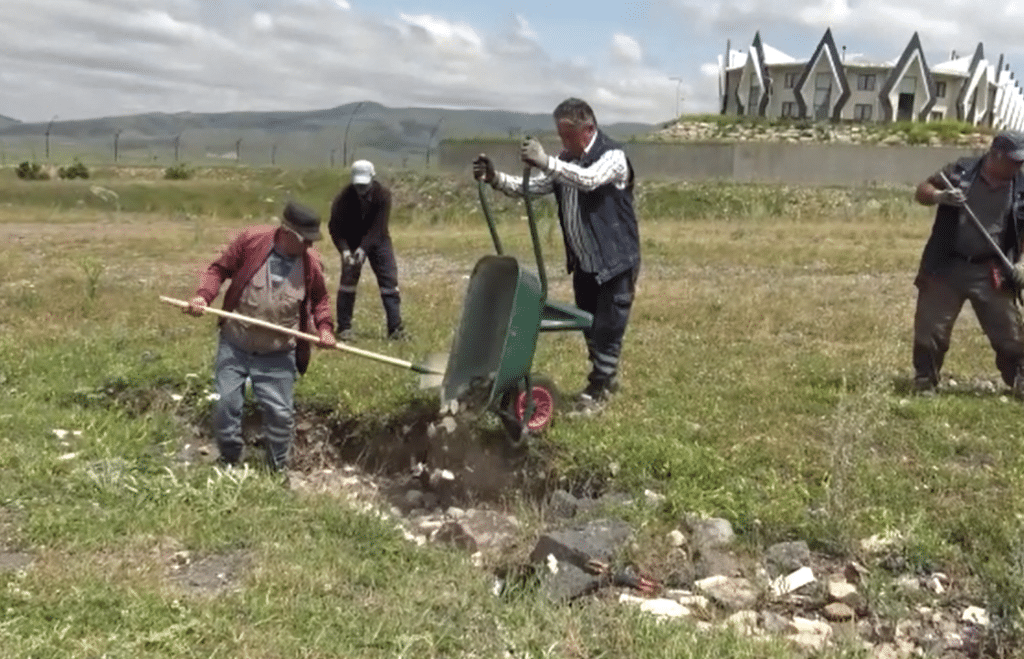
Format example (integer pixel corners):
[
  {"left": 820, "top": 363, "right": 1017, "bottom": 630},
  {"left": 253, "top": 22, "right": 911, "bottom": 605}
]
[
  {"left": 783, "top": 72, "right": 799, "bottom": 89},
  {"left": 930, "top": 111, "right": 944, "bottom": 121},
  {"left": 935, "top": 81, "right": 947, "bottom": 98},
  {"left": 854, "top": 104, "right": 873, "bottom": 121},
  {"left": 781, "top": 101, "right": 797, "bottom": 118},
  {"left": 857, "top": 74, "right": 876, "bottom": 91},
  {"left": 814, "top": 73, "right": 832, "bottom": 120},
  {"left": 748, "top": 82, "right": 760, "bottom": 115}
]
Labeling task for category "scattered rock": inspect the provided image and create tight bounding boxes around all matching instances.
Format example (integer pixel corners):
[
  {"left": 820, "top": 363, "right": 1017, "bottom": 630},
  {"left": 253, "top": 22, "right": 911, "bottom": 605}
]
[
  {"left": 765, "top": 540, "right": 810, "bottom": 576},
  {"left": 694, "top": 575, "right": 758, "bottom": 611}
]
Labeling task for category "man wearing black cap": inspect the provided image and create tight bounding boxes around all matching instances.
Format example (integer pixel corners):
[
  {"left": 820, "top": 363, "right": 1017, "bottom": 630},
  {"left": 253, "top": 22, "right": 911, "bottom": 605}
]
[
  {"left": 911, "top": 130, "right": 1024, "bottom": 395},
  {"left": 186, "top": 201, "right": 336, "bottom": 470}
]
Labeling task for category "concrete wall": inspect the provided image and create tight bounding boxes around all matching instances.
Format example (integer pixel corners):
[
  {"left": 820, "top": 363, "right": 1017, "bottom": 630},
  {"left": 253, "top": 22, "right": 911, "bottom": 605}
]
[{"left": 438, "top": 139, "right": 987, "bottom": 186}]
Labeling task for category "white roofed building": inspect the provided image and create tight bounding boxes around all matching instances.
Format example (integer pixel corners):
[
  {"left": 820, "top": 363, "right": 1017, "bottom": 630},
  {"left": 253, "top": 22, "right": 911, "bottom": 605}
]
[{"left": 719, "top": 29, "right": 1024, "bottom": 130}]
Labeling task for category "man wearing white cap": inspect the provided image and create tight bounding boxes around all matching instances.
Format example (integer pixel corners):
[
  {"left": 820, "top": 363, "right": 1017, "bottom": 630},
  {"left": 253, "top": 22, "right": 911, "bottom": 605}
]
[{"left": 328, "top": 160, "right": 406, "bottom": 341}]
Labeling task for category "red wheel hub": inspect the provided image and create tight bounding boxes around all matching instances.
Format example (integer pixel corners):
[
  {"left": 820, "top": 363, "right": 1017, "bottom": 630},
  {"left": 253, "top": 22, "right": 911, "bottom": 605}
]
[{"left": 515, "top": 385, "right": 554, "bottom": 432}]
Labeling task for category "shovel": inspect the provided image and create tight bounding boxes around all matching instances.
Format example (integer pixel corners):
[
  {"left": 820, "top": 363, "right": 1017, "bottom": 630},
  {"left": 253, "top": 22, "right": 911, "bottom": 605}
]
[
  {"left": 937, "top": 171, "right": 1021, "bottom": 300},
  {"left": 159, "top": 295, "right": 445, "bottom": 388}
]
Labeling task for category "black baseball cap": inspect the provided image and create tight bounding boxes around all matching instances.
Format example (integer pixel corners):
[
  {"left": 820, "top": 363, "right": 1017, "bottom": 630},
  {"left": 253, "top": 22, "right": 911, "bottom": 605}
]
[
  {"left": 282, "top": 201, "right": 322, "bottom": 241},
  {"left": 991, "top": 131, "right": 1024, "bottom": 161}
]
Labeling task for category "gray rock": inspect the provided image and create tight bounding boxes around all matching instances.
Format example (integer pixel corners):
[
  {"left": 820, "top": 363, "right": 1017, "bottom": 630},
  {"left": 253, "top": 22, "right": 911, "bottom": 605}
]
[
  {"left": 693, "top": 547, "right": 741, "bottom": 579},
  {"left": 765, "top": 540, "right": 810, "bottom": 577},
  {"left": 458, "top": 509, "right": 520, "bottom": 554},
  {"left": 547, "top": 490, "right": 579, "bottom": 519},
  {"left": 529, "top": 519, "right": 633, "bottom": 601},
  {"left": 688, "top": 516, "right": 735, "bottom": 550},
  {"left": 430, "top": 521, "right": 478, "bottom": 553},
  {"left": 694, "top": 575, "right": 758, "bottom": 610}
]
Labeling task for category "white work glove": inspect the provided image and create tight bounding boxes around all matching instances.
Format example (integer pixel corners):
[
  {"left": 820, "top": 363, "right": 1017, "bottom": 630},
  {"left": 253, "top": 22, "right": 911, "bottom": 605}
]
[
  {"left": 520, "top": 137, "right": 549, "bottom": 169},
  {"left": 353, "top": 247, "right": 366, "bottom": 265},
  {"left": 342, "top": 249, "right": 354, "bottom": 267},
  {"left": 935, "top": 187, "right": 966, "bottom": 206},
  {"left": 1012, "top": 261, "right": 1024, "bottom": 289},
  {"left": 472, "top": 154, "right": 495, "bottom": 183}
]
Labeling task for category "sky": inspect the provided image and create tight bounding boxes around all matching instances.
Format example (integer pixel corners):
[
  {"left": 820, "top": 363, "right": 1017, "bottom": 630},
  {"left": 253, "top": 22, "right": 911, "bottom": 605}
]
[{"left": 3, "top": 1, "right": 1024, "bottom": 126}]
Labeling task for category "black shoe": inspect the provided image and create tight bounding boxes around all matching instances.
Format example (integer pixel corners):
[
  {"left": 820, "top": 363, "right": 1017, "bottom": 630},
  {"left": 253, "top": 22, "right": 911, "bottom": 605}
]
[
  {"left": 913, "top": 376, "right": 936, "bottom": 396},
  {"left": 336, "top": 328, "right": 354, "bottom": 342},
  {"left": 387, "top": 326, "right": 410, "bottom": 341}
]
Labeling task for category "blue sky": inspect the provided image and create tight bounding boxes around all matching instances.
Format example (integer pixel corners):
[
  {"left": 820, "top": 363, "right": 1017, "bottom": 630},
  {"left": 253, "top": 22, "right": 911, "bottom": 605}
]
[{"left": 2, "top": 0, "right": 1023, "bottom": 126}]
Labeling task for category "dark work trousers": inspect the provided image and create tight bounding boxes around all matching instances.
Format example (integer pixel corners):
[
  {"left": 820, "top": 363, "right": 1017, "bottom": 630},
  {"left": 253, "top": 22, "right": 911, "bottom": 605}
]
[
  {"left": 572, "top": 266, "right": 639, "bottom": 388},
  {"left": 913, "top": 260, "right": 1024, "bottom": 387},
  {"left": 336, "top": 238, "right": 403, "bottom": 335}
]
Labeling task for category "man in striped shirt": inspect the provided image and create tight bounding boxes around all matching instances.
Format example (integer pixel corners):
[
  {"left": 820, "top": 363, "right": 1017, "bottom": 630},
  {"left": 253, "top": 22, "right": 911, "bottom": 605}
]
[{"left": 473, "top": 98, "right": 641, "bottom": 411}]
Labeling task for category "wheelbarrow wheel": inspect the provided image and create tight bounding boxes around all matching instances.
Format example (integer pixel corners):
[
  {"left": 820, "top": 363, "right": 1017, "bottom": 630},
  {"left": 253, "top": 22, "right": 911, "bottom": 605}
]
[{"left": 503, "top": 374, "right": 559, "bottom": 435}]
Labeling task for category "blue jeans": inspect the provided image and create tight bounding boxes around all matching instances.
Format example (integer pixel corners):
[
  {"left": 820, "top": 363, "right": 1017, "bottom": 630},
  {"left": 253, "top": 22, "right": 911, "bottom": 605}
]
[{"left": 213, "top": 337, "right": 296, "bottom": 470}]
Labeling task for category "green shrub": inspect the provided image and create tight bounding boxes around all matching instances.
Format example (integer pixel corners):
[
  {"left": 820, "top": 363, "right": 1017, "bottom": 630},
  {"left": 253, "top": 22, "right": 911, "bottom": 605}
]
[
  {"left": 15, "top": 161, "right": 49, "bottom": 180},
  {"left": 58, "top": 159, "right": 90, "bottom": 180},
  {"left": 163, "top": 163, "right": 193, "bottom": 180}
]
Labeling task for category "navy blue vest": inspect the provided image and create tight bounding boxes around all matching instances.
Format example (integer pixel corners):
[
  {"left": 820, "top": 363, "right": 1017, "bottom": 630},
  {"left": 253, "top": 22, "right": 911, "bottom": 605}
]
[{"left": 552, "top": 130, "right": 640, "bottom": 284}]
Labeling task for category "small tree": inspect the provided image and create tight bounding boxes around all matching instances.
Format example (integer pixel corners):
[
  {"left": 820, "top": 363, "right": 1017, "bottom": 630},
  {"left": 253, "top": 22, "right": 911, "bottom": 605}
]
[
  {"left": 164, "top": 163, "right": 193, "bottom": 180},
  {"left": 58, "top": 159, "right": 90, "bottom": 179},
  {"left": 15, "top": 161, "right": 49, "bottom": 180}
]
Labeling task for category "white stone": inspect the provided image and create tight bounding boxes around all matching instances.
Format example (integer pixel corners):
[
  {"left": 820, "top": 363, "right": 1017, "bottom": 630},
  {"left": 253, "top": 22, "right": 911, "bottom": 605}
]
[
  {"left": 962, "top": 606, "right": 990, "bottom": 627},
  {"left": 788, "top": 616, "right": 833, "bottom": 638},
  {"left": 726, "top": 610, "right": 758, "bottom": 635},
  {"left": 667, "top": 530, "right": 686, "bottom": 547},
  {"left": 618, "top": 593, "right": 646, "bottom": 605},
  {"left": 644, "top": 489, "right": 666, "bottom": 504},
  {"left": 771, "top": 566, "right": 816, "bottom": 596},
  {"left": 638, "top": 599, "right": 690, "bottom": 618}
]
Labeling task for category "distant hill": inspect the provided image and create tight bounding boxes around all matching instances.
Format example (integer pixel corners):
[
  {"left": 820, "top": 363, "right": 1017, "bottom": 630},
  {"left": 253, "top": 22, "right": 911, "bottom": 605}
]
[
  {"left": 0, "top": 102, "right": 658, "bottom": 167},
  {"left": 0, "top": 114, "right": 20, "bottom": 130}
]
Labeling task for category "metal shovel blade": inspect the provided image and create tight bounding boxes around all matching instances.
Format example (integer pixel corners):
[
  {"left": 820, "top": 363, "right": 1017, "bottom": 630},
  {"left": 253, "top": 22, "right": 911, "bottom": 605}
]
[{"left": 418, "top": 352, "right": 448, "bottom": 389}]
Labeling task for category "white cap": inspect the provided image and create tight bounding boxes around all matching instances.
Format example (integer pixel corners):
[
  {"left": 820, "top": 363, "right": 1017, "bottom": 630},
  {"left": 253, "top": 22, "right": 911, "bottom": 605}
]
[{"left": 351, "top": 159, "right": 375, "bottom": 185}]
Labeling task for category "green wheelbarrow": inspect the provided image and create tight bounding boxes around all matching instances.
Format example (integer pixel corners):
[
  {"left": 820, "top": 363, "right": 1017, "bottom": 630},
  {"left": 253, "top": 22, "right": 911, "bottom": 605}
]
[{"left": 440, "top": 168, "right": 593, "bottom": 441}]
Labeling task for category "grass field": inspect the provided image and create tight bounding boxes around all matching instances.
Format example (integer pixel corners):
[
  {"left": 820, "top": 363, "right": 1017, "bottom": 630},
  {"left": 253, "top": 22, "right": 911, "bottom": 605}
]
[{"left": 1, "top": 165, "right": 1023, "bottom": 657}]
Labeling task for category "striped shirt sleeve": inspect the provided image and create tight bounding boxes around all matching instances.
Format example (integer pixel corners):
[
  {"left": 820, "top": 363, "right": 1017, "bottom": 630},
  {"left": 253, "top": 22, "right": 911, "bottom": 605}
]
[{"left": 548, "top": 149, "right": 629, "bottom": 191}]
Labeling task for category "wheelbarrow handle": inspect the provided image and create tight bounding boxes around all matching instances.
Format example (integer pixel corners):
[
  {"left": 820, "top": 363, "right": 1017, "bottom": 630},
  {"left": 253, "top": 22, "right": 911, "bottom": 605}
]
[{"left": 158, "top": 295, "right": 442, "bottom": 375}]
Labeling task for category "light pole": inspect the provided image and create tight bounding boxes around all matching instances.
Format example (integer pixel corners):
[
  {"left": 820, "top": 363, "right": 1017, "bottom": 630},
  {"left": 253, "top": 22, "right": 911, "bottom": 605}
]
[
  {"left": 425, "top": 116, "right": 444, "bottom": 167},
  {"left": 670, "top": 77, "right": 683, "bottom": 118},
  {"left": 45, "top": 114, "right": 58, "bottom": 161},
  {"left": 343, "top": 101, "right": 364, "bottom": 167}
]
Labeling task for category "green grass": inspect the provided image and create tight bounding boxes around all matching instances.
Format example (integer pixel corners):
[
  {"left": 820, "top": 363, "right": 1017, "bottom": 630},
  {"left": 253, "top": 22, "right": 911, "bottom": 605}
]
[{"left": 2, "top": 166, "right": 1024, "bottom": 656}]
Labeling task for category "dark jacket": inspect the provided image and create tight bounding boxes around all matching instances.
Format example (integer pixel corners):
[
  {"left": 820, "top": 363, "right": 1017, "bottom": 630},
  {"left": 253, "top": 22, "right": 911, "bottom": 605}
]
[
  {"left": 328, "top": 181, "right": 392, "bottom": 251},
  {"left": 195, "top": 226, "right": 333, "bottom": 374},
  {"left": 918, "top": 156, "right": 1024, "bottom": 280},
  {"left": 551, "top": 130, "right": 640, "bottom": 284}
]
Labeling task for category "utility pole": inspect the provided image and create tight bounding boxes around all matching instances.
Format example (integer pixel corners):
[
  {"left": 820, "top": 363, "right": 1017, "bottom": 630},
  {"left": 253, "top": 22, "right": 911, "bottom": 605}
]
[
  {"left": 235, "top": 138, "right": 242, "bottom": 164},
  {"left": 343, "top": 101, "right": 364, "bottom": 166},
  {"left": 271, "top": 142, "right": 277, "bottom": 166},
  {"left": 45, "top": 114, "right": 58, "bottom": 161},
  {"left": 670, "top": 77, "right": 683, "bottom": 118},
  {"left": 114, "top": 129, "right": 122, "bottom": 163},
  {"left": 425, "top": 115, "right": 444, "bottom": 167},
  {"left": 173, "top": 133, "right": 181, "bottom": 162}
]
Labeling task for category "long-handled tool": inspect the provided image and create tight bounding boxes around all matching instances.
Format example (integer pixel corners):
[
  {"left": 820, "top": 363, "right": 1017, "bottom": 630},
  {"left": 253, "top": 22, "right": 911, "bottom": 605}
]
[
  {"left": 159, "top": 295, "right": 445, "bottom": 387},
  {"left": 937, "top": 171, "right": 1020, "bottom": 287}
]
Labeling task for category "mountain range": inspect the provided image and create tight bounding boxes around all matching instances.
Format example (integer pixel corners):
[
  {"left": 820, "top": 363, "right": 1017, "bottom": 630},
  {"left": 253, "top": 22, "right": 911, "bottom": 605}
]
[{"left": 0, "top": 102, "right": 659, "bottom": 167}]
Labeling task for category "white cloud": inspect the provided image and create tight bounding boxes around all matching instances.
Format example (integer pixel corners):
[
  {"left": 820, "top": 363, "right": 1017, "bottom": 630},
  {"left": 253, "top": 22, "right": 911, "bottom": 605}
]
[
  {"left": 252, "top": 12, "right": 274, "bottom": 32},
  {"left": 611, "top": 34, "right": 644, "bottom": 66}
]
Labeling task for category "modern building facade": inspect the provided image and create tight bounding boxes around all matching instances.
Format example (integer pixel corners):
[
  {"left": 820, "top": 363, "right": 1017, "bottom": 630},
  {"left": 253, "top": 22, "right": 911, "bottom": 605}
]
[{"left": 719, "top": 29, "right": 1024, "bottom": 130}]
